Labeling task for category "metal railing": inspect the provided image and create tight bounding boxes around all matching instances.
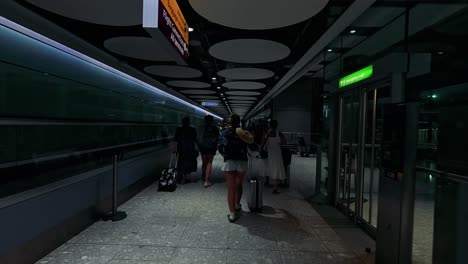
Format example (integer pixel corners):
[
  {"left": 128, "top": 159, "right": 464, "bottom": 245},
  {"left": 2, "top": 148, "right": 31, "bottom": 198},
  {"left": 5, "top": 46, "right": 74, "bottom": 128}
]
[{"left": 415, "top": 166, "right": 468, "bottom": 184}]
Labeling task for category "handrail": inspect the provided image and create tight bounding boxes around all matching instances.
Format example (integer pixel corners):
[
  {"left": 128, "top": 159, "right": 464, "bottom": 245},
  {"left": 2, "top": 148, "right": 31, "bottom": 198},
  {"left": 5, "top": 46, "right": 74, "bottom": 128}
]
[
  {"left": 416, "top": 166, "right": 468, "bottom": 183},
  {"left": 0, "top": 117, "right": 178, "bottom": 126},
  {"left": 0, "top": 137, "right": 170, "bottom": 169}
]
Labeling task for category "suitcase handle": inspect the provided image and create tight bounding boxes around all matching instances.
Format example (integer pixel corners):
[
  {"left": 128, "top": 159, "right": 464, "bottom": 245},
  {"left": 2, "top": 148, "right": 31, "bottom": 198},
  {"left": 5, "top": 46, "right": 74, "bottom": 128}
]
[{"left": 169, "top": 153, "right": 178, "bottom": 169}]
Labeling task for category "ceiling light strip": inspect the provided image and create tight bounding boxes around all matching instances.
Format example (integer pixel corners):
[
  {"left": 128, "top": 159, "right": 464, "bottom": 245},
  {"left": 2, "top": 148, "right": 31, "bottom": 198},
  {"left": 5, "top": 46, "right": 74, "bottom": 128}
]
[{"left": 0, "top": 16, "right": 222, "bottom": 120}]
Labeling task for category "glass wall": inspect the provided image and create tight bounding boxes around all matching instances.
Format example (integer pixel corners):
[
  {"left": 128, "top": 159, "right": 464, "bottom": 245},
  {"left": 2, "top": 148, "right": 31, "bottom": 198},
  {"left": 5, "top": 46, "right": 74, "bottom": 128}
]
[
  {"left": 0, "top": 24, "right": 211, "bottom": 198},
  {"left": 407, "top": 2, "right": 468, "bottom": 264},
  {"left": 314, "top": 3, "right": 468, "bottom": 261}
]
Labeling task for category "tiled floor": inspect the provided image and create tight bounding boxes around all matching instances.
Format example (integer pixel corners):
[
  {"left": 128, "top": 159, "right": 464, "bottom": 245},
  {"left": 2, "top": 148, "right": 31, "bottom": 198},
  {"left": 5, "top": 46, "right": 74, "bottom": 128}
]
[{"left": 37, "top": 155, "right": 372, "bottom": 264}]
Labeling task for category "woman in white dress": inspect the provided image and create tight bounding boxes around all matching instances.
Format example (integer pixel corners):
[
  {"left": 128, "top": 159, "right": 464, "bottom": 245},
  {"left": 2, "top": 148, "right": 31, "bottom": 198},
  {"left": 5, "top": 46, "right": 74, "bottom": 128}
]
[{"left": 263, "top": 120, "right": 287, "bottom": 193}]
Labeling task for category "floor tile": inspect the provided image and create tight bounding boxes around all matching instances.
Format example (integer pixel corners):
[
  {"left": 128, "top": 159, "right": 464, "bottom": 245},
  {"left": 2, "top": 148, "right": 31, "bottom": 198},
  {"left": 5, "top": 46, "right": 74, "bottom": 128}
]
[
  {"left": 113, "top": 245, "right": 175, "bottom": 261},
  {"left": 170, "top": 248, "right": 226, "bottom": 264},
  {"left": 280, "top": 251, "right": 322, "bottom": 264},
  {"left": 275, "top": 230, "right": 327, "bottom": 252},
  {"left": 318, "top": 252, "right": 364, "bottom": 264},
  {"left": 227, "top": 249, "right": 282, "bottom": 264},
  {"left": 178, "top": 225, "right": 228, "bottom": 248}
]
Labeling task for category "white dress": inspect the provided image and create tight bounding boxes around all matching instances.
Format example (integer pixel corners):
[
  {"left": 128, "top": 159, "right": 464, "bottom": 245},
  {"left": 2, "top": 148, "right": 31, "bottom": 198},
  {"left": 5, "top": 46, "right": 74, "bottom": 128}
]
[{"left": 266, "top": 132, "right": 286, "bottom": 180}]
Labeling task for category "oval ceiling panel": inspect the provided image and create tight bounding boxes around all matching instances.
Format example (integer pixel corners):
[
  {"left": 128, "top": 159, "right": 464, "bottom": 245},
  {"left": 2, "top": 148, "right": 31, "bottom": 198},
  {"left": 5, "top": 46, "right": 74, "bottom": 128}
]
[
  {"left": 104, "top": 37, "right": 173, "bottom": 61},
  {"left": 145, "top": 65, "right": 202, "bottom": 78},
  {"left": 218, "top": 68, "right": 274, "bottom": 80},
  {"left": 226, "top": 91, "right": 261, "bottom": 96},
  {"left": 228, "top": 96, "right": 257, "bottom": 100},
  {"left": 26, "top": 0, "right": 143, "bottom": 26},
  {"left": 190, "top": 95, "right": 219, "bottom": 99},
  {"left": 209, "top": 39, "right": 290, "bottom": 63},
  {"left": 189, "top": 0, "right": 328, "bottom": 30},
  {"left": 230, "top": 104, "right": 253, "bottom": 107},
  {"left": 229, "top": 101, "right": 255, "bottom": 104},
  {"left": 222, "top": 81, "right": 266, "bottom": 90},
  {"left": 167, "top": 80, "right": 211, "bottom": 88},
  {"left": 180, "top": 90, "right": 216, "bottom": 95}
]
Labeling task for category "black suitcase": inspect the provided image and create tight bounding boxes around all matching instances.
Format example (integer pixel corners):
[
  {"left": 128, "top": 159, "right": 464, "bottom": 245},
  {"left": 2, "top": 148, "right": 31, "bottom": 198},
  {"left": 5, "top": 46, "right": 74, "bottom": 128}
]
[{"left": 158, "top": 154, "right": 177, "bottom": 192}]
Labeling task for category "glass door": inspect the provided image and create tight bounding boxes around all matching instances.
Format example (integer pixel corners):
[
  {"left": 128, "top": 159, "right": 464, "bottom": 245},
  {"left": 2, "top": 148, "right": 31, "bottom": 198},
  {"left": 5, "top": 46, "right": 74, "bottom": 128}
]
[
  {"left": 336, "top": 84, "right": 390, "bottom": 231},
  {"left": 360, "top": 86, "right": 390, "bottom": 229},
  {"left": 337, "top": 90, "right": 361, "bottom": 215}
]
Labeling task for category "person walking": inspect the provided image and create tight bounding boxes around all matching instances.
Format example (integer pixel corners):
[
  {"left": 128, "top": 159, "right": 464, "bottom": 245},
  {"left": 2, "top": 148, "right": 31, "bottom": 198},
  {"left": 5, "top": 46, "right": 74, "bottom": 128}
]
[
  {"left": 218, "top": 114, "right": 254, "bottom": 222},
  {"left": 198, "top": 115, "right": 220, "bottom": 187},
  {"left": 262, "top": 120, "right": 287, "bottom": 193},
  {"left": 173, "top": 117, "right": 198, "bottom": 184}
]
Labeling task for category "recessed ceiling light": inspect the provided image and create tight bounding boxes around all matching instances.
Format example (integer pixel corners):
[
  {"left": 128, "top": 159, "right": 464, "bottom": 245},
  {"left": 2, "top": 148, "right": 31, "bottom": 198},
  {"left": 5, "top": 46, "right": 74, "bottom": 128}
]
[
  {"left": 327, "top": 49, "right": 333, "bottom": 52},
  {"left": 217, "top": 86, "right": 221, "bottom": 89},
  {"left": 437, "top": 51, "right": 444, "bottom": 55},
  {"left": 189, "top": 27, "right": 194, "bottom": 32},
  {"left": 212, "top": 77, "right": 216, "bottom": 81},
  {"left": 220, "top": 93, "right": 224, "bottom": 95},
  {"left": 350, "top": 29, "right": 356, "bottom": 34}
]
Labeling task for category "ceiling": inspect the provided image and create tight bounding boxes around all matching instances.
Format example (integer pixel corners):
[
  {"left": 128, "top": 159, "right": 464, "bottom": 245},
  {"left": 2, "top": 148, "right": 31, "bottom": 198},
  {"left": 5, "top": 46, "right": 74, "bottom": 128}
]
[{"left": 16, "top": 0, "right": 353, "bottom": 118}]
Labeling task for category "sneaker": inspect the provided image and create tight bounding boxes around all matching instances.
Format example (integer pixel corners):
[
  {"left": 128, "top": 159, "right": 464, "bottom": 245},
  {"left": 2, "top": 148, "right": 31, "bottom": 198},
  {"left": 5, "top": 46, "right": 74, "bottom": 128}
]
[
  {"left": 204, "top": 181, "right": 213, "bottom": 188},
  {"left": 227, "top": 214, "right": 239, "bottom": 223}
]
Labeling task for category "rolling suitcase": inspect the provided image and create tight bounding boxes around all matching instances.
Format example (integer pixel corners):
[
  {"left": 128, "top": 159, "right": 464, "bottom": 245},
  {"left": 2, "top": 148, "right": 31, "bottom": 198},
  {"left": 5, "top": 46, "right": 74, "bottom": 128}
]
[
  {"left": 158, "top": 153, "right": 177, "bottom": 192},
  {"left": 247, "top": 155, "right": 263, "bottom": 212}
]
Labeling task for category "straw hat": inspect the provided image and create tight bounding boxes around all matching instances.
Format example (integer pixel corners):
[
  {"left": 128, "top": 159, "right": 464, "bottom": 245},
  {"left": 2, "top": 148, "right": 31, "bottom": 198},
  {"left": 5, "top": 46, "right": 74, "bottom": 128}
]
[{"left": 236, "top": 128, "right": 254, "bottom": 144}]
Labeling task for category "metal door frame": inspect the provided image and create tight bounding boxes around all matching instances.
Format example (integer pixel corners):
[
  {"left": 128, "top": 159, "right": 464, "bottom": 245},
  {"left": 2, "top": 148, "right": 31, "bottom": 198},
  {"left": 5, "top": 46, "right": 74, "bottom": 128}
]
[{"left": 333, "top": 75, "right": 392, "bottom": 237}]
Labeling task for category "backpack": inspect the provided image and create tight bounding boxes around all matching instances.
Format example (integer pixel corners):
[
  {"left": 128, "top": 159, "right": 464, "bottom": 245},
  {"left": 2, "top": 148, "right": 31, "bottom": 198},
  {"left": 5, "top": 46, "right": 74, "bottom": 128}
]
[
  {"left": 220, "top": 128, "right": 248, "bottom": 161},
  {"left": 201, "top": 125, "right": 219, "bottom": 149}
]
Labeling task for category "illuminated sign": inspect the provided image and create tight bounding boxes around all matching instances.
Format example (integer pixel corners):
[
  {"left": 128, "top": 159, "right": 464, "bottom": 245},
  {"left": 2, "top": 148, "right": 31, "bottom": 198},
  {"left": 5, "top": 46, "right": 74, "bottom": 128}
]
[
  {"left": 201, "top": 102, "right": 219, "bottom": 107},
  {"left": 143, "top": 0, "right": 189, "bottom": 64},
  {"left": 339, "top": 65, "right": 373, "bottom": 88}
]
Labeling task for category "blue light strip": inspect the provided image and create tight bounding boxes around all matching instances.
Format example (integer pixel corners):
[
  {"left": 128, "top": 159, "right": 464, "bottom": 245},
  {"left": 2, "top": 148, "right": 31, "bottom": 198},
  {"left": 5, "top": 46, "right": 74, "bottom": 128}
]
[{"left": 0, "top": 16, "right": 222, "bottom": 120}]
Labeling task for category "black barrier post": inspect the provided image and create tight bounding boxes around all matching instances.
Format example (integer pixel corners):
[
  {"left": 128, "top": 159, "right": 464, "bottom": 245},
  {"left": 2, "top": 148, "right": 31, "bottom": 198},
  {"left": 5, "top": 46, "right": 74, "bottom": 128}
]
[{"left": 103, "top": 154, "right": 127, "bottom": 222}]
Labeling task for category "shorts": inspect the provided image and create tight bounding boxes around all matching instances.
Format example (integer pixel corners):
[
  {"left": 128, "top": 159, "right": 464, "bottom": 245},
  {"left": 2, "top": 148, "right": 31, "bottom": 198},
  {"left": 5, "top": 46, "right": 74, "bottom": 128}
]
[
  {"left": 199, "top": 147, "right": 217, "bottom": 156},
  {"left": 222, "top": 160, "right": 248, "bottom": 172}
]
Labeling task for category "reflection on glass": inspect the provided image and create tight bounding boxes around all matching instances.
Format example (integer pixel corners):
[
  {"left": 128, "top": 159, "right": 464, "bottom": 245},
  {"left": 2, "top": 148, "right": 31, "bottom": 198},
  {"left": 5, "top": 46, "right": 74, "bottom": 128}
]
[
  {"left": 412, "top": 171, "right": 435, "bottom": 264},
  {"left": 320, "top": 100, "right": 330, "bottom": 195}
]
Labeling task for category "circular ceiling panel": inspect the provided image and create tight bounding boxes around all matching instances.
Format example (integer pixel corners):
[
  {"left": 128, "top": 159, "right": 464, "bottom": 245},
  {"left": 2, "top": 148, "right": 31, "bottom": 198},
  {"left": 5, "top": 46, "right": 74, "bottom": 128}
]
[
  {"left": 228, "top": 96, "right": 257, "bottom": 100},
  {"left": 222, "top": 81, "right": 266, "bottom": 90},
  {"left": 167, "top": 80, "right": 210, "bottom": 89},
  {"left": 104, "top": 37, "right": 173, "bottom": 61},
  {"left": 229, "top": 100, "right": 255, "bottom": 104},
  {"left": 144, "top": 65, "right": 202, "bottom": 78},
  {"left": 189, "top": 0, "right": 328, "bottom": 30},
  {"left": 209, "top": 39, "right": 290, "bottom": 63},
  {"left": 218, "top": 68, "right": 274, "bottom": 80},
  {"left": 180, "top": 90, "right": 216, "bottom": 95},
  {"left": 226, "top": 91, "right": 261, "bottom": 96},
  {"left": 26, "top": 0, "right": 143, "bottom": 26},
  {"left": 190, "top": 95, "right": 219, "bottom": 99},
  {"left": 230, "top": 104, "right": 253, "bottom": 106}
]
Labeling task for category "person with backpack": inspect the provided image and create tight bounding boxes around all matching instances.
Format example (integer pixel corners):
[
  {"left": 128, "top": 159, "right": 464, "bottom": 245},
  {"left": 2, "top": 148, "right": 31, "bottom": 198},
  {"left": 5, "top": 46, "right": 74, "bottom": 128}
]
[
  {"left": 198, "top": 115, "right": 220, "bottom": 187},
  {"left": 218, "top": 114, "right": 254, "bottom": 222},
  {"left": 173, "top": 116, "right": 198, "bottom": 184}
]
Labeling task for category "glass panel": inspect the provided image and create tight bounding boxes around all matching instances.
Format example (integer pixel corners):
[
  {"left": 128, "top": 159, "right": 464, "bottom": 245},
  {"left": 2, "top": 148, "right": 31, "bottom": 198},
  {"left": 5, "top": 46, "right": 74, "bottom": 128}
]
[
  {"left": 0, "top": 25, "right": 210, "bottom": 198},
  {"left": 338, "top": 91, "right": 360, "bottom": 213},
  {"left": 361, "top": 90, "right": 375, "bottom": 224},
  {"left": 320, "top": 98, "right": 330, "bottom": 196},
  {"left": 412, "top": 171, "right": 436, "bottom": 264}
]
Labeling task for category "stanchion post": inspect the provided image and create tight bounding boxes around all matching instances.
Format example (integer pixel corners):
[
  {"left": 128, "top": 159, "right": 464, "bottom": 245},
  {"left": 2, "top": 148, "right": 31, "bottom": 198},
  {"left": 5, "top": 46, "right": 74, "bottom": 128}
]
[{"left": 103, "top": 153, "right": 127, "bottom": 222}]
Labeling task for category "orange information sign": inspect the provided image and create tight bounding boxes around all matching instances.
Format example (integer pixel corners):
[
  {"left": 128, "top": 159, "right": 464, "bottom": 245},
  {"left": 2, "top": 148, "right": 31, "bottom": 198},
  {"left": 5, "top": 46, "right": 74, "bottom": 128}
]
[{"left": 159, "top": 0, "right": 189, "bottom": 43}]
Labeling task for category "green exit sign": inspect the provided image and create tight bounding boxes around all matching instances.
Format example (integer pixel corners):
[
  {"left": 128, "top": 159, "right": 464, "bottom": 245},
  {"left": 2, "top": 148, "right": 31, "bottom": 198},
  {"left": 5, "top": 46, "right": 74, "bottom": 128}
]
[{"left": 339, "top": 65, "right": 373, "bottom": 88}]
